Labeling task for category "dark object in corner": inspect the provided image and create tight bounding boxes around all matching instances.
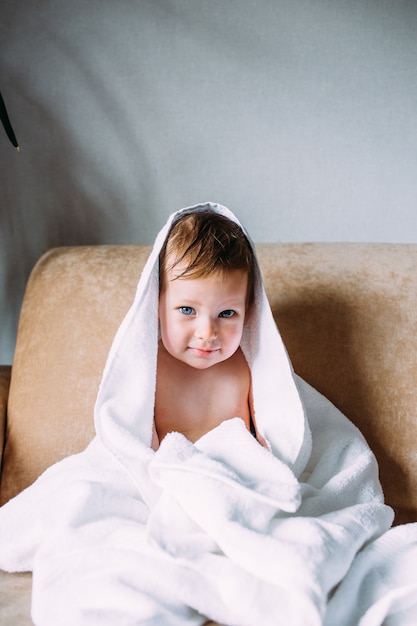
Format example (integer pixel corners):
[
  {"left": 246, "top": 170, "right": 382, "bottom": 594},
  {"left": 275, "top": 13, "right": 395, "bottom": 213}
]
[{"left": 0, "top": 92, "right": 19, "bottom": 151}]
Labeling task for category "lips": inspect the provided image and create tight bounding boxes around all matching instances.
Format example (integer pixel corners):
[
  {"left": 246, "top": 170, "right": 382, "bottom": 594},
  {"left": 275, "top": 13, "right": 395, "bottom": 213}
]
[{"left": 189, "top": 346, "right": 220, "bottom": 358}]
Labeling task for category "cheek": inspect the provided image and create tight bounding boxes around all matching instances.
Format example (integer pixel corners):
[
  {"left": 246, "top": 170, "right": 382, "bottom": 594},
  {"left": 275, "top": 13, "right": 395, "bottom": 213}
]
[
  {"left": 159, "top": 307, "right": 173, "bottom": 345},
  {"left": 223, "top": 321, "right": 245, "bottom": 347},
  {"left": 160, "top": 312, "right": 187, "bottom": 350}
]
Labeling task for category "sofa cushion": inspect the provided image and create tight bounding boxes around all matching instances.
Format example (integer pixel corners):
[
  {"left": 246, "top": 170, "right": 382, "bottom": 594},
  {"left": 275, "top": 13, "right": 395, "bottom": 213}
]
[{"left": 0, "top": 571, "right": 32, "bottom": 625}]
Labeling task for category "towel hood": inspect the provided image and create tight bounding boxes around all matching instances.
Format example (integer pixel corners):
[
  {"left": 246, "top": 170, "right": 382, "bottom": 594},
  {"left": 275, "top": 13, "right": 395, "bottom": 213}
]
[{"left": 94, "top": 203, "right": 311, "bottom": 476}]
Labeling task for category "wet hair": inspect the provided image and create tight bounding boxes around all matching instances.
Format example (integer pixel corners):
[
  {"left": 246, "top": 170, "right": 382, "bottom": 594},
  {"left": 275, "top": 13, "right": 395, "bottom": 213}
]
[{"left": 159, "top": 210, "right": 255, "bottom": 309}]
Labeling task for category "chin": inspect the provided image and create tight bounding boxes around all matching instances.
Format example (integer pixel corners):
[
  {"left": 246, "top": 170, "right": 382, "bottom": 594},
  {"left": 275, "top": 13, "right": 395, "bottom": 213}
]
[
  {"left": 188, "top": 359, "right": 218, "bottom": 370},
  {"left": 184, "top": 352, "right": 229, "bottom": 370}
]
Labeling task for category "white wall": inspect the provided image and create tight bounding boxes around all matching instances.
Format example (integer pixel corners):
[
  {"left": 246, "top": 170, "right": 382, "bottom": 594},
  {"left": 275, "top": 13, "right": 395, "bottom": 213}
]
[{"left": 1, "top": 0, "right": 417, "bottom": 362}]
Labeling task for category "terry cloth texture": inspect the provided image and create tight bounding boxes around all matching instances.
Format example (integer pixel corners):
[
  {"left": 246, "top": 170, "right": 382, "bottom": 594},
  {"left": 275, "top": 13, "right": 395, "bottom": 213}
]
[{"left": 1, "top": 203, "right": 417, "bottom": 626}]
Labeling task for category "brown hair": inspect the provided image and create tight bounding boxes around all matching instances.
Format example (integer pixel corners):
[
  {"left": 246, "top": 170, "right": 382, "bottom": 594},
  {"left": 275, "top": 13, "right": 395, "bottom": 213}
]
[{"left": 159, "top": 210, "right": 255, "bottom": 308}]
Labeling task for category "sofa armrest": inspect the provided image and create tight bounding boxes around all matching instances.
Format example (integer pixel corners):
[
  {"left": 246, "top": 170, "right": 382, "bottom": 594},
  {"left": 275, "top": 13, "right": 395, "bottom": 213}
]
[{"left": 0, "top": 366, "right": 12, "bottom": 474}]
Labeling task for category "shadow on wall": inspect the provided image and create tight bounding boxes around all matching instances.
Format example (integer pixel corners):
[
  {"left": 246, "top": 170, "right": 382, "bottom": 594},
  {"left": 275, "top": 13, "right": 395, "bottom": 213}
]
[
  {"left": 1, "top": 40, "right": 163, "bottom": 364},
  {"left": 0, "top": 85, "right": 137, "bottom": 364}
]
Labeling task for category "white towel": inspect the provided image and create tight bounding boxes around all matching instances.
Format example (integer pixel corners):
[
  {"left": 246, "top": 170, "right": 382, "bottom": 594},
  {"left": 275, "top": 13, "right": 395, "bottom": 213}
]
[{"left": 1, "top": 202, "right": 414, "bottom": 626}]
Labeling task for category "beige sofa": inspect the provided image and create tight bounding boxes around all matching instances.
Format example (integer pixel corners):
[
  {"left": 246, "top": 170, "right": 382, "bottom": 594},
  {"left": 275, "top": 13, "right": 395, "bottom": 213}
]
[{"left": 1, "top": 243, "right": 417, "bottom": 624}]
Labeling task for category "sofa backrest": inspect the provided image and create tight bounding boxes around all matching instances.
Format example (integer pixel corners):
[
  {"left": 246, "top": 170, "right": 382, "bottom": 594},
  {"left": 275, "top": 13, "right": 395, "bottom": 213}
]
[{"left": 2, "top": 243, "right": 417, "bottom": 525}]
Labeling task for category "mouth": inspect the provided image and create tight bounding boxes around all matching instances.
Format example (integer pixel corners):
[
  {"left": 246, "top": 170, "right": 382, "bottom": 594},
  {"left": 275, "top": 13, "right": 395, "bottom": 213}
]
[{"left": 188, "top": 347, "right": 220, "bottom": 358}]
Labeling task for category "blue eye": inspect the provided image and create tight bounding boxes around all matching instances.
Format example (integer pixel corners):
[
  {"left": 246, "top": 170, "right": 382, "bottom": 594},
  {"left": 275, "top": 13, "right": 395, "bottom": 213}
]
[
  {"left": 179, "top": 306, "right": 195, "bottom": 316},
  {"left": 219, "top": 310, "right": 235, "bottom": 319}
]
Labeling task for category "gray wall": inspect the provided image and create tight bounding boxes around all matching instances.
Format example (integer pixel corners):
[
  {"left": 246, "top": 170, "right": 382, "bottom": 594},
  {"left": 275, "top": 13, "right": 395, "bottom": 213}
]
[{"left": 1, "top": 0, "right": 417, "bottom": 363}]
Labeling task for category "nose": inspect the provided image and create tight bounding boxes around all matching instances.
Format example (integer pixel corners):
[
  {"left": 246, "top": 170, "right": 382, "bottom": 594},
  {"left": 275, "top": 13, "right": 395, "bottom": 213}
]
[{"left": 195, "top": 316, "right": 217, "bottom": 342}]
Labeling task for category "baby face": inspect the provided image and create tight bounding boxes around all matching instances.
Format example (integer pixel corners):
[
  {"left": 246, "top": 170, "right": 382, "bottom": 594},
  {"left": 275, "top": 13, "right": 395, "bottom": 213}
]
[{"left": 159, "top": 266, "right": 248, "bottom": 370}]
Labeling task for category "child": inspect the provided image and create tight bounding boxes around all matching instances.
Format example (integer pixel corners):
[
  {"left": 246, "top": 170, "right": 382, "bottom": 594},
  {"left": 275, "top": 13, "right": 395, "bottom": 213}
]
[
  {"left": 2, "top": 203, "right": 417, "bottom": 626},
  {"left": 155, "top": 210, "right": 256, "bottom": 445}
]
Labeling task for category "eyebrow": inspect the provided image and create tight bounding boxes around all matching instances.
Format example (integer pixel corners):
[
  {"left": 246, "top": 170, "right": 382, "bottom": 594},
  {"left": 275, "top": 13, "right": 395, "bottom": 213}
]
[{"left": 173, "top": 296, "right": 246, "bottom": 309}]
